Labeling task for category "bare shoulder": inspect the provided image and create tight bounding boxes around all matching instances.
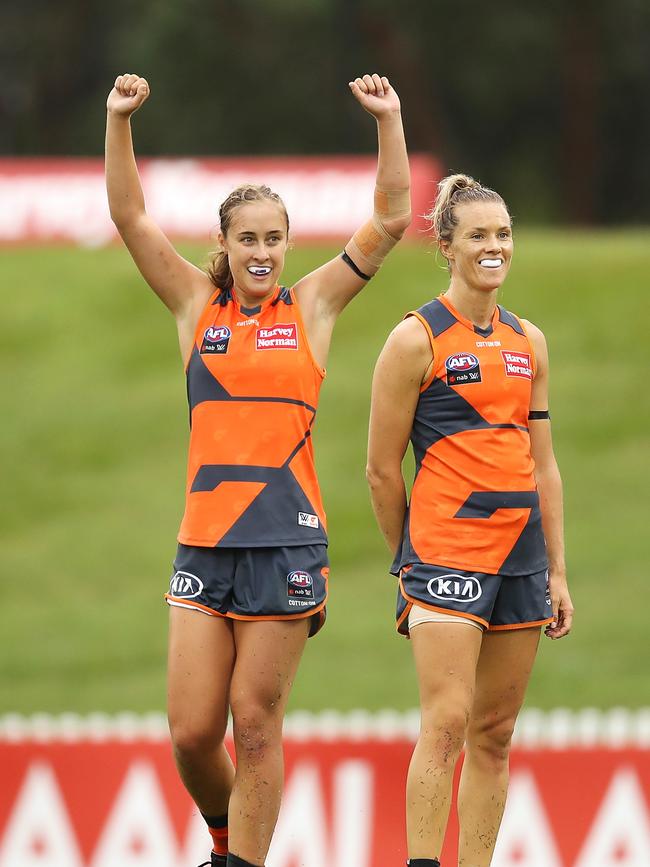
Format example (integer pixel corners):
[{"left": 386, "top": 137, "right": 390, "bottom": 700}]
[
  {"left": 521, "top": 318, "right": 550, "bottom": 379},
  {"left": 386, "top": 313, "right": 432, "bottom": 354},
  {"left": 376, "top": 313, "right": 432, "bottom": 386},
  {"left": 521, "top": 319, "right": 548, "bottom": 358},
  {"left": 190, "top": 269, "right": 219, "bottom": 309},
  {"left": 520, "top": 318, "right": 547, "bottom": 349}
]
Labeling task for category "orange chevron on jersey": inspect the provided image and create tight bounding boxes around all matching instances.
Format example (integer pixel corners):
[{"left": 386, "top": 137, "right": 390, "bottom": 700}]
[
  {"left": 392, "top": 294, "right": 548, "bottom": 576},
  {"left": 178, "top": 285, "right": 327, "bottom": 548}
]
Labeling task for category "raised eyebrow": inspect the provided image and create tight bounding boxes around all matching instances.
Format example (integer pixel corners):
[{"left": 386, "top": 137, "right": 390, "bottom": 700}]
[
  {"left": 466, "top": 225, "right": 512, "bottom": 233},
  {"left": 236, "top": 229, "right": 285, "bottom": 237}
]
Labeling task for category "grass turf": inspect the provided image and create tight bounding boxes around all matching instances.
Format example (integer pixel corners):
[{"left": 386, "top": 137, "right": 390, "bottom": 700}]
[{"left": 1, "top": 231, "right": 649, "bottom": 713}]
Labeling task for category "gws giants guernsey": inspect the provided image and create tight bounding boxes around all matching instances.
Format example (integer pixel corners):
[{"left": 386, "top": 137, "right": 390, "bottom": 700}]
[
  {"left": 179, "top": 285, "right": 327, "bottom": 548},
  {"left": 392, "top": 294, "right": 548, "bottom": 576}
]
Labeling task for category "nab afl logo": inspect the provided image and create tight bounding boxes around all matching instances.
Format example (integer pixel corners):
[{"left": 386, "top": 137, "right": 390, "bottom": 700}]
[
  {"left": 288, "top": 571, "right": 312, "bottom": 588},
  {"left": 200, "top": 325, "right": 231, "bottom": 355},
  {"left": 287, "top": 570, "right": 314, "bottom": 599},
  {"left": 445, "top": 352, "right": 482, "bottom": 386}
]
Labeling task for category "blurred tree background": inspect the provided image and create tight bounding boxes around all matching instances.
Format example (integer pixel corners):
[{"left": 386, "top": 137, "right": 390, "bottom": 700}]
[{"left": 1, "top": 0, "right": 649, "bottom": 224}]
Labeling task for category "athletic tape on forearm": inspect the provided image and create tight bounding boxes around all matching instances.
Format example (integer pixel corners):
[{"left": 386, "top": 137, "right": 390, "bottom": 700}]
[
  {"left": 344, "top": 186, "right": 410, "bottom": 273},
  {"left": 374, "top": 186, "right": 411, "bottom": 221}
]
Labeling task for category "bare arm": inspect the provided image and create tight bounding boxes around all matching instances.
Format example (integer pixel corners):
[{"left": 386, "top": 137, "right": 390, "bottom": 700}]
[
  {"left": 367, "top": 317, "right": 430, "bottom": 554},
  {"left": 295, "top": 74, "right": 411, "bottom": 368},
  {"left": 524, "top": 320, "right": 574, "bottom": 640},
  {"left": 105, "top": 74, "right": 213, "bottom": 339}
]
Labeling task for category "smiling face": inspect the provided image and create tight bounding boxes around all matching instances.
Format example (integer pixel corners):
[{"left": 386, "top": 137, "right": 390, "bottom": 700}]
[
  {"left": 219, "top": 201, "right": 289, "bottom": 306},
  {"left": 439, "top": 201, "right": 513, "bottom": 293}
]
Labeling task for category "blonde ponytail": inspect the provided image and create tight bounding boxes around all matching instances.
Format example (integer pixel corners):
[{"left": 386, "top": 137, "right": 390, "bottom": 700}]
[{"left": 426, "top": 173, "right": 506, "bottom": 243}]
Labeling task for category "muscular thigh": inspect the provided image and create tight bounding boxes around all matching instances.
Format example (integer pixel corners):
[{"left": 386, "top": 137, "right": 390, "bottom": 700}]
[
  {"left": 470, "top": 627, "right": 541, "bottom": 729},
  {"left": 410, "top": 621, "right": 483, "bottom": 711},
  {"left": 230, "top": 619, "right": 310, "bottom": 717},
  {"left": 167, "top": 607, "right": 235, "bottom": 736}
]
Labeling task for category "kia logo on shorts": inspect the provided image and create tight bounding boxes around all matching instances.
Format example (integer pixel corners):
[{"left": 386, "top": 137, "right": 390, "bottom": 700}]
[
  {"left": 427, "top": 574, "right": 482, "bottom": 602},
  {"left": 445, "top": 352, "right": 479, "bottom": 373},
  {"left": 287, "top": 570, "right": 313, "bottom": 588},
  {"left": 169, "top": 571, "right": 204, "bottom": 599},
  {"left": 204, "top": 325, "right": 231, "bottom": 342}
]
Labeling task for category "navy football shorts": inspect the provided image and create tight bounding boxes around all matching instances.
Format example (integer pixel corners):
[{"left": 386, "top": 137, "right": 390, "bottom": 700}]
[
  {"left": 166, "top": 543, "right": 329, "bottom": 637},
  {"left": 396, "top": 561, "right": 552, "bottom": 637}
]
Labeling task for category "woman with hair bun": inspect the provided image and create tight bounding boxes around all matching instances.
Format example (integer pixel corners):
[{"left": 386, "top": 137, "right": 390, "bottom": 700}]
[
  {"left": 105, "top": 72, "right": 410, "bottom": 867},
  {"left": 367, "top": 173, "right": 573, "bottom": 866}
]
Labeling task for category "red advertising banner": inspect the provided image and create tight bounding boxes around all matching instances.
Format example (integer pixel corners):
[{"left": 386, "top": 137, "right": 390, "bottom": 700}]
[
  {"left": 0, "top": 155, "right": 439, "bottom": 245},
  {"left": 0, "top": 712, "right": 649, "bottom": 866}
]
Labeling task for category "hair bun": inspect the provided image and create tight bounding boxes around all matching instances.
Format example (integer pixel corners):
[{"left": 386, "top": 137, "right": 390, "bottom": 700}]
[{"left": 424, "top": 172, "right": 506, "bottom": 246}]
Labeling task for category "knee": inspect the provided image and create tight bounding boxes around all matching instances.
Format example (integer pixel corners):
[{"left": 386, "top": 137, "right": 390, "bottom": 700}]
[
  {"left": 466, "top": 713, "right": 516, "bottom": 767},
  {"left": 230, "top": 696, "right": 283, "bottom": 762},
  {"left": 168, "top": 714, "right": 226, "bottom": 763},
  {"left": 418, "top": 703, "right": 470, "bottom": 767}
]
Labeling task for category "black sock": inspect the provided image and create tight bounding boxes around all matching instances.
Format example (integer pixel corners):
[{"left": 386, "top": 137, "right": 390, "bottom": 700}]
[
  {"left": 227, "top": 854, "right": 263, "bottom": 867},
  {"left": 201, "top": 812, "right": 228, "bottom": 829},
  {"left": 201, "top": 812, "right": 228, "bottom": 864},
  {"left": 407, "top": 860, "right": 440, "bottom": 867}
]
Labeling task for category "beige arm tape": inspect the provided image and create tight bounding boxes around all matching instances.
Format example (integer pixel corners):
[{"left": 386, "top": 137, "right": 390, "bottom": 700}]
[
  {"left": 345, "top": 186, "right": 411, "bottom": 274},
  {"left": 373, "top": 186, "right": 411, "bottom": 221}
]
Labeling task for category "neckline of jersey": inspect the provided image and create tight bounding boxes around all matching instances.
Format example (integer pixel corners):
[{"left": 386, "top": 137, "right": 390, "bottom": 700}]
[
  {"left": 438, "top": 293, "right": 499, "bottom": 335},
  {"left": 232, "top": 284, "right": 283, "bottom": 315}
]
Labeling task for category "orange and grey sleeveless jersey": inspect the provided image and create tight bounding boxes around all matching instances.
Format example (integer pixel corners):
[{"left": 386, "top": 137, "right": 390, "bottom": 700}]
[
  {"left": 178, "top": 285, "right": 327, "bottom": 548},
  {"left": 392, "top": 294, "right": 548, "bottom": 576}
]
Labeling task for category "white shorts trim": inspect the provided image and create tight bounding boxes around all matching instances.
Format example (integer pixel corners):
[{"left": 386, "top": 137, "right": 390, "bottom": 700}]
[
  {"left": 408, "top": 603, "right": 484, "bottom": 632},
  {"left": 166, "top": 599, "right": 212, "bottom": 616}
]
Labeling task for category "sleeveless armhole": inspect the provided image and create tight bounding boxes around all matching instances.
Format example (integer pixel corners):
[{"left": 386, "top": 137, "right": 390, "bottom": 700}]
[
  {"left": 405, "top": 310, "right": 436, "bottom": 392},
  {"left": 518, "top": 318, "right": 538, "bottom": 378},
  {"left": 290, "top": 286, "right": 326, "bottom": 380},
  {"left": 183, "top": 287, "right": 223, "bottom": 372}
]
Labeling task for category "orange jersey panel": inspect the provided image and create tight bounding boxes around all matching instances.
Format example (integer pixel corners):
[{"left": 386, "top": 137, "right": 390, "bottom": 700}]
[
  {"left": 178, "top": 285, "right": 327, "bottom": 547},
  {"left": 393, "top": 295, "right": 548, "bottom": 576}
]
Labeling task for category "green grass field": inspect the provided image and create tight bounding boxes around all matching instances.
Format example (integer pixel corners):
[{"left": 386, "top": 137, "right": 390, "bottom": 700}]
[{"left": 2, "top": 232, "right": 649, "bottom": 714}]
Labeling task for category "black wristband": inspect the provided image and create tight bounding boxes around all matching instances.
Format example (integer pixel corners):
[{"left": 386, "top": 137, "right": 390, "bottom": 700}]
[
  {"left": 341, "top": 250, "right": 372, "bottom": 280},
  {"left": 528, "top": 410, "right": 551, "bottom": 420}
]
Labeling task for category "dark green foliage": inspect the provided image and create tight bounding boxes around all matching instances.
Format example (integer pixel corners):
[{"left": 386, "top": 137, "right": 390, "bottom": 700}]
[{"left": 1, "top": 2, "right": 649, "bottom": 221}]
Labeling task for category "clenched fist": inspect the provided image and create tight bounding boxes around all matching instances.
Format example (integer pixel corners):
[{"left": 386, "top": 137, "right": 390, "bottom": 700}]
[{"left": 107, "top": 74, "right": 150, "bottom": 117}]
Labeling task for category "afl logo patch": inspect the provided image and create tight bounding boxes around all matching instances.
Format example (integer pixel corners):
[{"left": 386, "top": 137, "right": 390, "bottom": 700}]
[
  {"left": 169, "top": 571, "right": 204, "bottom": 599},
  {"left": 445, "top": 352, "right": 482, "bottom": 386},
  {"left": 201, "top": 325, "right": 231, "bottom": 355},
  {"left": 427, "top": 574, "right": 482, "bottom": 603},
  {"left": 287, "top": 570, "right": 314, "bottom": 599}
]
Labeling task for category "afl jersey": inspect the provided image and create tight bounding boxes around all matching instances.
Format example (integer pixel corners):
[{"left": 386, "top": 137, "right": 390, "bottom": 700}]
[
  {"left": 178, "top": 285, "right": 327, "bottom": 548},
  {"left": 392, "top": 294, "right": 548, "bottom": 576}
]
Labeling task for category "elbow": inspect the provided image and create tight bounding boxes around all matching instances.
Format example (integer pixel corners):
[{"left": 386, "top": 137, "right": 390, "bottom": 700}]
[
  {"left": 108, "top": 204, "right": 130, "bottom": 230},
  {"left": 365, "top": 462, "right": 381, "bottom": 490},
  {"left": 366, "top": 461, "right": 397, "bottom": 490},
  {"left": 534, "top": 461, "right": 562, "bottom": 490},
  {"left": 109, "top": 205, "right": 143, "bottom": 236}
]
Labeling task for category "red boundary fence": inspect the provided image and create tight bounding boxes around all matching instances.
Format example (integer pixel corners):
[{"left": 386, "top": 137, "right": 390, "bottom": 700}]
[
  {"left": 0, "top": 710, "right": 649, "bottom": 866},
  {"left": 0, "top": 156, "right": 439, "bottom": 245}
]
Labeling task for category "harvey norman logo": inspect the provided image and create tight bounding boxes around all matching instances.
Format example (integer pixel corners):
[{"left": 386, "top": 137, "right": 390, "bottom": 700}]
[
  {"left": 501, "top": 350, "right": 532, "bottom": 379},
  {"left": 256, "top": 323, "right": 298, "bottom": 350}
]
